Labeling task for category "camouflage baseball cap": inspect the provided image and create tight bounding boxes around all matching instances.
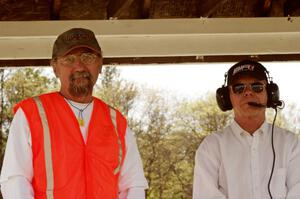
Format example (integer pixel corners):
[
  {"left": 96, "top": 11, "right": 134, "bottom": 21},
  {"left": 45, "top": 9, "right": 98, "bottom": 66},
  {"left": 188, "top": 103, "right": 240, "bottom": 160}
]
[{"left": 52, "top": 28, "right": 102, "bottom": 58}]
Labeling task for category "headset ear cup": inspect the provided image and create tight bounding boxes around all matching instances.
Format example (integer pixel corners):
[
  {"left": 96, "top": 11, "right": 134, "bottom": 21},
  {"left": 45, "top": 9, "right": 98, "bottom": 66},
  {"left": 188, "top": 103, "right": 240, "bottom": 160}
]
[
  {"left": 266, "top": 82, "right": 280, "bottom": 108},
  {"left": 216, "top": 86, "right": 232, "bottom": 111}
]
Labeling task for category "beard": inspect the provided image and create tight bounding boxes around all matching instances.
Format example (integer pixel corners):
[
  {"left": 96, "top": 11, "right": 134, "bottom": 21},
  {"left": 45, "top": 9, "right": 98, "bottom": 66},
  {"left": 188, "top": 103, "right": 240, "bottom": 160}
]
[{"left": 68, "top": 71, "right": 94, "bottom": 97}]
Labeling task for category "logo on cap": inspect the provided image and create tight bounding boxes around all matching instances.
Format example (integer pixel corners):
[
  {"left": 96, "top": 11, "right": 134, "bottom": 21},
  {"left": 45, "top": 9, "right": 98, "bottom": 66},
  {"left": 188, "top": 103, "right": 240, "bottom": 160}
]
[
  {"left": 63, "top": 32, "right": 92, "bottom": 43},
  {"left": 232, "top": 64, "right": 255, "bottom": 76}
]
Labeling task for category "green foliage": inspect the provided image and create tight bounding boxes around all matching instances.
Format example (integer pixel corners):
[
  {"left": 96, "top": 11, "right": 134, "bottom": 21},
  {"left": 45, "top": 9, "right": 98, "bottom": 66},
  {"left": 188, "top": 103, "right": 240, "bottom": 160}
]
[
  {"left": 131, "top": 90, "right": 174, "bottom": 198},
  {"left": 94, "top": 66, "right": 138, "bottom": 117},
  {"left": 0, "top": 69, "right": 7, "bottom": 179},
  {"left": 130, "top": 91, "right": 233, "bottom": 199},
  {"left": 174, "top": 94, "right": 233, "bottom": 135},
  {"left": 0, "top": 67, "right": 58, "bottom": 138},
  {"left": 275, "top": 104, "right": 300, "bottom": 134},
  {"left": 4, "top": 68, "right": 58, "bottom": 119}
]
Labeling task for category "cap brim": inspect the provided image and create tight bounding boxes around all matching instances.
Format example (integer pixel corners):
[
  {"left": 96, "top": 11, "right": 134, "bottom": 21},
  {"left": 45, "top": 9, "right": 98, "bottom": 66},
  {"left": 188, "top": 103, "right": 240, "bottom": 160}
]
[
  {"left": 229, "top": 72, "right": 267, "bottom": 85},
  {"left": 61, "top": 45, "right": 102, "bottom": 57}
]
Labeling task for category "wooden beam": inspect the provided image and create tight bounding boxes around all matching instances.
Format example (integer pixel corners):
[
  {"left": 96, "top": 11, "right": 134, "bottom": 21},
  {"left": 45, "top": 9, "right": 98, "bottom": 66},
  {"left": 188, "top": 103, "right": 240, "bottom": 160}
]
[
  {"left": 142, "top": 0, "right": 152, "bottom": 18},
  {"left": 1, "top": 17, "right": 300, "bottom": 67},
  {"left": 256, "top": 0, "right": 273, "bottom": 16},
  {"left": 107, "top": 0, "right": 135, "bottom": 18},
  {"left": 2, "top": 54, "right": 300, "bottom": 68},
  {"left": 50, "top": 0, "right": 61, "bottom": 20}
]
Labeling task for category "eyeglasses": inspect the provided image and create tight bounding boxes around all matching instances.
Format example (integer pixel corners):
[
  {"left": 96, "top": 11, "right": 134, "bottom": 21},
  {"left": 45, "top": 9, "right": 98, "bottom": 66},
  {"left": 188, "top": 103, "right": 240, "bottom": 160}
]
[
  {"left": 58, "top": 52, "right": 99, "bottom": 65},
  {"left": 231, "top": 82, "right": 266, "bottom": 94}
]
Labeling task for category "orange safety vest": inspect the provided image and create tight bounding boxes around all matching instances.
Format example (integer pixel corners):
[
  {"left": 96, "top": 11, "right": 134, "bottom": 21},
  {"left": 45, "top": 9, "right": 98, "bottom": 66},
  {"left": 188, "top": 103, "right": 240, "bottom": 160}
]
[{"left": 14, "top": 92, "right": 127, "bottom": 199}]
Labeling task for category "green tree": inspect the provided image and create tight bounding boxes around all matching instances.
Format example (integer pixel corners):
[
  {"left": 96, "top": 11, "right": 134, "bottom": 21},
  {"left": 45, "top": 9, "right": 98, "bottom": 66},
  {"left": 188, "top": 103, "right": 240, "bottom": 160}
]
[
  {"left": 4, "top": 68, "right": 58, "bottom": 120},
  {"left": 132, "top": 92, "right": 233, "bottom": 199},
  {"left": 0, "top": 69, "right": 14, "bottom": 135},
  {"left": 0, "top": 69, "right": 10, "bottom": 173},
  {"left": 130, "top": 89, "right": 175, "bottom": 199},
  {"left": 274, "top": 103, "right": 300, "bottom": 135},
  {"left": 169, "top": 94, "right": 232, "bottom": 198},
  {"left": 94, "top": 66, "right": 138, "bottom": 117},
  {"left": 1, "top": 67, "right": 58, "bottom": 141}
]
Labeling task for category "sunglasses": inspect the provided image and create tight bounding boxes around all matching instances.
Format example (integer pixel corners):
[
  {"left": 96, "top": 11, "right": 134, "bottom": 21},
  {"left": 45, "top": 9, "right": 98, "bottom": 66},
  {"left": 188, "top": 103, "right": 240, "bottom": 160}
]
[{"left": 231, "top": 82, "right": 266, "bottom": 94}]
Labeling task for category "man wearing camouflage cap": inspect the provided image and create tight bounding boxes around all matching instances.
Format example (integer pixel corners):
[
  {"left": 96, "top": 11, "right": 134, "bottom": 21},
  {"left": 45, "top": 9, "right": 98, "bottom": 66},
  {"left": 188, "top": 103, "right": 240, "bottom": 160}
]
[{"left": 0, "top": 28, "right": 148, "bottom": 199}]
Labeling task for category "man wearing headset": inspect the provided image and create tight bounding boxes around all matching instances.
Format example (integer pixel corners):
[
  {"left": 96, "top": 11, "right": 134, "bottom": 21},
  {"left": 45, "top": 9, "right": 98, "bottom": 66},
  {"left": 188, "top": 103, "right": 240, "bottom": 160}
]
[
  {"left": 0, "top": 28, "right": 148, "bottom": 199},
  {"left": 193, "top": 60, "right": 300, "bottom": 199}
]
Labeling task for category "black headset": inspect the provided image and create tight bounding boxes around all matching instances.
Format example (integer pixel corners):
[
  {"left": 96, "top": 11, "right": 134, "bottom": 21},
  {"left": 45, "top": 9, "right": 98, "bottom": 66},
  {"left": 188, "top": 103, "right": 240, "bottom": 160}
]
[{"left": 216, "top": 60, "right": 282, "bottom": 111}]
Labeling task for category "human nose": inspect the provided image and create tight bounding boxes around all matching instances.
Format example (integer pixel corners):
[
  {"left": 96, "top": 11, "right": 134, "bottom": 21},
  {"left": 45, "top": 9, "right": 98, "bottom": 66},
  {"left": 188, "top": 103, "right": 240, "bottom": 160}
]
[
  {"left": 243, "top": 84, "right": 253, "bottom": 95},
  {"left": 72, "top": 56, "right": 86, "bottom": 69}
]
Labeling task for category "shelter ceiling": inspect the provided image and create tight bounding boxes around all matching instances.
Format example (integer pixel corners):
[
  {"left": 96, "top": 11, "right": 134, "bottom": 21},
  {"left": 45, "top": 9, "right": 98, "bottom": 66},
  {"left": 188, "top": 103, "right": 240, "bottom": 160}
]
[
  {"left": 1, "top": 0, "right": 299, "bottom": 21},
  {"left": 0, "top": 0, "right": 300, "bottom": 66}
]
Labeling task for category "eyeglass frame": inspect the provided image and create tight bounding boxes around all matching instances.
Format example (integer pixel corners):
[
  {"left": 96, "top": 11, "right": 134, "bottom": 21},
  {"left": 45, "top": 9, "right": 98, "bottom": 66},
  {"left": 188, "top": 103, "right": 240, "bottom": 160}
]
[{"left": 55, "top": 52, "right": 101, "bottom": 66}]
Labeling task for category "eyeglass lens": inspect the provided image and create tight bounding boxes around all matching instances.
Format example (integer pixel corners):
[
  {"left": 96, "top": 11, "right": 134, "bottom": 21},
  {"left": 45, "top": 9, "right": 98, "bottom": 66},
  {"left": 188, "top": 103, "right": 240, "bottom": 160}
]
[
  {"left": 232, "top": 82, "right": 265, "bottom": 94},
  {"left": 60, "top": 53, "right": 98, "bottom": 65}
]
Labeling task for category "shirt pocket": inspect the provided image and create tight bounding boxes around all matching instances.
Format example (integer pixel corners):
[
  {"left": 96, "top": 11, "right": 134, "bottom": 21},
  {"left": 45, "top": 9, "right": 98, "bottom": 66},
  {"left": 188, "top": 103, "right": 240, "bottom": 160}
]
[{"left": 271, "top": 168, "right": 287, "bottom": 198}]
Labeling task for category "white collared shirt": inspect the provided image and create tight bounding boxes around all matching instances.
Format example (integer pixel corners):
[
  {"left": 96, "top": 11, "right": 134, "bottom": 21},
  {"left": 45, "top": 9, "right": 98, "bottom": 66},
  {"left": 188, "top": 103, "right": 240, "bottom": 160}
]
[
  {"left": 193, "top": 120, "right": 300, "bottom": 199},
  {"left": 0, "top": 100, "right": 148, "bottom": 199}
]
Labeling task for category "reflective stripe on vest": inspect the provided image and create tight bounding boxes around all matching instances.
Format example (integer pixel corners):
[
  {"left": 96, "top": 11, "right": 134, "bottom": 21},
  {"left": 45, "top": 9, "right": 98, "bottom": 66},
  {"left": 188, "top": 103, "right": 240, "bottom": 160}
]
[
  {"left": 33, "top": 96, "right": 54, "bottom": 199},
  {"left": 109, "top": 108, "right": 123, "bottom": 175},
  {"left": 33, "top": 97, "right": 123, "bottom": 198}
]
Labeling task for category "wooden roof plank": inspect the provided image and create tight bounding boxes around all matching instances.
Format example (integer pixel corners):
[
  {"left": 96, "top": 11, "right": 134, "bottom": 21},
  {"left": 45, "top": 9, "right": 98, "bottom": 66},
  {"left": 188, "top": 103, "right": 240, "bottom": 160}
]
[{"left": 108, "top": 0, "right": 136, "bottom": 18}]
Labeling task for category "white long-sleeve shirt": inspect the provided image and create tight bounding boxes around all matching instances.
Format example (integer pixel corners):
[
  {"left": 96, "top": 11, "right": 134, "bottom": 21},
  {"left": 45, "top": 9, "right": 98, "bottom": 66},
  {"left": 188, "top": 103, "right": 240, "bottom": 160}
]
[
  {"left": 193, "top": 120, "right": 300, "bottom": 199},
  {"left": 0, "top": 100, "right": 148, "bottom": 199}
]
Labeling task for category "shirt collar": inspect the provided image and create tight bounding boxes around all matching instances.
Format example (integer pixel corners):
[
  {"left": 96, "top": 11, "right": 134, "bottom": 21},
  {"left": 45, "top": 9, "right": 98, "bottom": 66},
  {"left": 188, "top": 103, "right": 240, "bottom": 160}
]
[{"left": 231, "top": 120, "right": 269, "bottom": 137}]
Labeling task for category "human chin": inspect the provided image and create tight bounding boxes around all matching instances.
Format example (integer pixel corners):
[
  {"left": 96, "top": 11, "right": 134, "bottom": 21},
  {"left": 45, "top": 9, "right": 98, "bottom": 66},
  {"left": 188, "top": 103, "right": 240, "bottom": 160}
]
[{"left": 69, "top": 80, "right": 93, "bottom": 97}]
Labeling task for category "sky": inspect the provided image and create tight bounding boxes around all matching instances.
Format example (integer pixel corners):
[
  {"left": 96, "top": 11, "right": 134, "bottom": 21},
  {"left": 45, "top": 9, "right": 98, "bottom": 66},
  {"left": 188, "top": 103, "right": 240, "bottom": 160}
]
[{"left": 117, "top": 61, "right": 300, "bottom": 111}]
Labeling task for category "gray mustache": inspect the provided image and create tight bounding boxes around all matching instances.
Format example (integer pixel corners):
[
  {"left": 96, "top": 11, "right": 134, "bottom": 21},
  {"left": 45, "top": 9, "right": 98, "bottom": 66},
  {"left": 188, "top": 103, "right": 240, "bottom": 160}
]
[{"left": 71, "top": 72, "right": 91, "bottom": 80}]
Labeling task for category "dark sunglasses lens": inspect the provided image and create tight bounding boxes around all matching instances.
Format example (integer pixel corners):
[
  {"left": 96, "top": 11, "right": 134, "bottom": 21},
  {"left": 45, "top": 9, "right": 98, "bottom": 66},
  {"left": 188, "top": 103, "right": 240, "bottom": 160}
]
[
  {"left": 232, "top": 84, "right": 245, "bottom": 94},
  {"left": 251, "top": 83, "right": 264, "bottom": 93}
]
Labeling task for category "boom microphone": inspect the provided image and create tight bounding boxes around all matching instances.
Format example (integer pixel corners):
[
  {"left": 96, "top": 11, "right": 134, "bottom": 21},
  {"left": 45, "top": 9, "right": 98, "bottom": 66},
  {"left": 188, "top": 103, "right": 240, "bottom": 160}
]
[
  {"left": 248, "top": 102, "right": 267, "bottom": 108},
  {"left": 272, "top": 100, "right": 284, "bottom": 108}
]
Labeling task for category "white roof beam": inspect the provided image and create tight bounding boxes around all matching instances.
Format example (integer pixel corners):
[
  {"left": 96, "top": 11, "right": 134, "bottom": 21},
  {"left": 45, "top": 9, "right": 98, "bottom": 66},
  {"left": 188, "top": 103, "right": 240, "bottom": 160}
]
[{"left": 0, "top": 17, "right": 300, "bottom": 62}]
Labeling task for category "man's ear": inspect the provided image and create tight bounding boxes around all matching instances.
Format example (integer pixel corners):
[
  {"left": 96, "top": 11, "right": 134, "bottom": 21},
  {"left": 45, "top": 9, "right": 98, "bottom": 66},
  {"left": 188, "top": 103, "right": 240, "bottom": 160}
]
[
  {"left": 98, "top": 57, "right": 103, "bottom": 74},
  {"left": 50, "top": 59, "right": 59, "bottom": 78}
]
